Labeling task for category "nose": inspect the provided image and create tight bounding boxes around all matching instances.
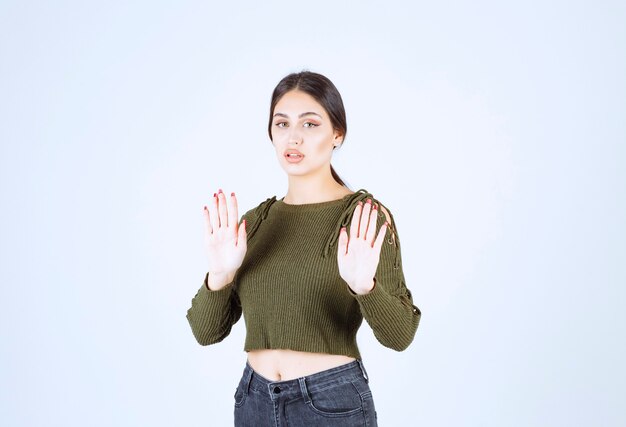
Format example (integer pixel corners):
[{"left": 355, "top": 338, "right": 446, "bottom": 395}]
[{"left": 288, "top": 127, "right": 303, "bottom": 145}]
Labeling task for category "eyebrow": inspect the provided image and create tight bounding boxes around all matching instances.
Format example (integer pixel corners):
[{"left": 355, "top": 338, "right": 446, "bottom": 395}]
[{"left": 273, "top": 112, "right": 323, "bottom": 119}]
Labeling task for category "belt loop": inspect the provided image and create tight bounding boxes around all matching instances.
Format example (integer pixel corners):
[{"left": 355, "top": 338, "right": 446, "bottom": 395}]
[
  {"left": 357, "top": 359, "right": 369, "bottom": 383},
  {"left": 242, "top": 363, "right": 253, "bottom": 395},
  {"left": 298, "top": 377, "right": 311, "bottom": 404}
]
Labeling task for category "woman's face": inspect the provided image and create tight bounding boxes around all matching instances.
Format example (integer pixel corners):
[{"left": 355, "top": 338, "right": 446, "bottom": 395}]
[{"left": 270, "top": 90, "right": 343, "bottom": 179}]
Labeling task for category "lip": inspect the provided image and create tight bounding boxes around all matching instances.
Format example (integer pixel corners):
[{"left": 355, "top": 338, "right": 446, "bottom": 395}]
[{"left": 284, "top": 149, "right": 305, "bottom": 163}]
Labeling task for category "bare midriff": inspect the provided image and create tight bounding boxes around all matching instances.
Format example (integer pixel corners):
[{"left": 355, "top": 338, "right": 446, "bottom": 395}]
[{"left": 247, "top": 349, "right": 356, "bottom": 381}]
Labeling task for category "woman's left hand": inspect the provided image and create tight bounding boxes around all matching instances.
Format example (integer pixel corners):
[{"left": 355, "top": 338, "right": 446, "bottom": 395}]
[{"left": 337, "top": 199, "right": 388, "bottom": 295}]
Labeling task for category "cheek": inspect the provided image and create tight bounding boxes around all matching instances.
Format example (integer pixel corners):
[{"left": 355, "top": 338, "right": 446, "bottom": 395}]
[
  {"left": 310, "top": 131, "right": 334, "bottom": 148},
  {"left": 315, "top": 136, "right": 335, "bottom": 155},
  {"left": 270, "top": 131, "right": 286, "bottom": 148}
]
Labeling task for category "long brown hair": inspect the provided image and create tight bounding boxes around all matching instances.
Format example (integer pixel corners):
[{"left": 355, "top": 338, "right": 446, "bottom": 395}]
[{"left": 268, "top": 71, "right": 348, "bottom": 187}]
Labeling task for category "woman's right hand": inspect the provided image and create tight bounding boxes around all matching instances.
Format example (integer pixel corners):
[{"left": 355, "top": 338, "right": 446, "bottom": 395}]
[{"left": 203, "top": 189, "right": 247, "bottom": 290}]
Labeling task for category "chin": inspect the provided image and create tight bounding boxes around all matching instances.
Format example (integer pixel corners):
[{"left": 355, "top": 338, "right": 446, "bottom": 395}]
[{"left": 282, "top": 168, "right": 309, "bottom": 177}]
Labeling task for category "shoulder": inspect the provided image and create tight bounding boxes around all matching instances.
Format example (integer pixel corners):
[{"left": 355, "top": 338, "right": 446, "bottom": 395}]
[
  {"left": 378, "top": 204, "right": 392, "bottom": 225},
  {"left": 354, "top": 188, "right": 394, "bottom": 218},
  {"left": 349, "top": 188, "right": 398, "bottom": 242},
  {"left": 241, "top": 194, "right": 278, "bottom": 222},
  {"left": 239, "top": 194, "right": 278, "bottom": 240},
  {"left": 360, "top": 192, "right": 397, "bottom": 243},
  {"left": 373, "top": 197, "right": 396, "bottom": 244}
]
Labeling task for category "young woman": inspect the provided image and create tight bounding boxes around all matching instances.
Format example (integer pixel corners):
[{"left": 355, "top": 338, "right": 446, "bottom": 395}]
[{"left": 187, "top": 71, "right": 421, "bottom": 426}]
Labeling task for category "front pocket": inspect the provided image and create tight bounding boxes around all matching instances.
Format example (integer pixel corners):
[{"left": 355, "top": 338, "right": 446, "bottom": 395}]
[
  {"left": 306, "top": 380, "right": 364, "bottom": 417},
  {"left": 233, "top": 382, "right": 247, "bottom": 408}
]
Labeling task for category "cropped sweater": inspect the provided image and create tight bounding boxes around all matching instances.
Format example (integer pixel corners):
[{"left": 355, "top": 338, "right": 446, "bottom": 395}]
[{"left": 186, "top": 189, "right": 421, "bottom": 359}]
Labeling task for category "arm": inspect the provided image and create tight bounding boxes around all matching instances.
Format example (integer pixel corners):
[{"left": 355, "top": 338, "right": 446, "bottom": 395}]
[
  {"left": 186, "top": 205, "right": 252, "bottom": 346},
  {"left": 337, "top": 197, "right": 421, "bottom": 351},
  {"left": 351, "top": 205, "right": 421, "bottom": 351},
  {"left": 186, "top": 271, "right": 242, "bottom": 346}
]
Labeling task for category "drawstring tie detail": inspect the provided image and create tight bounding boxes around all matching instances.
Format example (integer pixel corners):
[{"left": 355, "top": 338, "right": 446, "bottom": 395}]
[{"left": 245, "top": 196, "right": 277, "bottom": 241}]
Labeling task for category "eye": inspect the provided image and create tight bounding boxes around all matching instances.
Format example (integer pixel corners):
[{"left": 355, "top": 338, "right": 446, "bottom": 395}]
[
  {"left": 303, "top": 122, "right": 318, "bottom": 128},
  {"left": 274, "top": 122, "right": 288, "bottom": 128}
]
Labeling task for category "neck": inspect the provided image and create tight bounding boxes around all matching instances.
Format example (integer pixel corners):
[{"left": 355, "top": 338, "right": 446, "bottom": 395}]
[{"left": 283, "top": 167, "right": 347, "bottom": 204}]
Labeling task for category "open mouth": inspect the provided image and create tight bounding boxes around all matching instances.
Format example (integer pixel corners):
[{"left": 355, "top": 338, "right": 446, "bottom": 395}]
[{"left": 285, "top": 152, "right": 304, "bottom": 162}]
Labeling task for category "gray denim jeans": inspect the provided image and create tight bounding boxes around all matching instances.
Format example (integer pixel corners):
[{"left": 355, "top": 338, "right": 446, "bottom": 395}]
[{"left": 233, "top": 359, "right": 378, "bottom": 426}]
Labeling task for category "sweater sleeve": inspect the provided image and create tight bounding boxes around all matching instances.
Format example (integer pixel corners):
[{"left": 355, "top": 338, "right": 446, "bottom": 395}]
[
  {"left": 185, "top": 273, "right": 241, "bottom": 345},
  {"left": 351, "top": 202, "right": 421, "bottom": 351},
  {"left": 185, "top": 209, "right": 254, "bottom": 346}
]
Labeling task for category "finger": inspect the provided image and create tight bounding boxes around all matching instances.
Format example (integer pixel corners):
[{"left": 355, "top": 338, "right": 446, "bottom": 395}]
[
  {"left": 217, "top": 189, "right": 228, "bottom": 228},
  {"left": 237, "top": 219, "right": 247, "bottom": 248},
  {"left": 337, "top": 226, "right": 348, "bottom": 257},
  {"left": 228, "top": 192, "right": 238, "bottom": 235},
  {"left": 349, "top": 202, "right": 362, "bottom": 238},
  {"left": 360, "top": 199, "right": 372, "bottom": 240},
  {"left": 207, "top": 191, "right": 219, "bottom": 230},
  {"left": 203, "top": 205, "right": 213, "bottom": 235},
  {"left": 364, "top": 202, "right": 379, "bottom": 243},
  {"left": 373, "top": 221, "right": 388, "bottom": 253}
]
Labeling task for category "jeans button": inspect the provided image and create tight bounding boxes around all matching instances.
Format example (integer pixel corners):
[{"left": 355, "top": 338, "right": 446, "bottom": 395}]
[{"left": 273, "top": 386, "right": 281, "bottom": 394}]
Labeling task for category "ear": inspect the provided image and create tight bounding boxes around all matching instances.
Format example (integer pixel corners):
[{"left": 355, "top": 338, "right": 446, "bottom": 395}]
[{"left": 333, "top": 130, "right": 344, "bottom": 145}]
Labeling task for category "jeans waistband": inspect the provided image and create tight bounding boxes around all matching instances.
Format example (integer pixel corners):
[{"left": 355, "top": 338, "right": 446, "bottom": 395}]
[{"left": 241, "top": 359, "right": 369, "bottom": 402}]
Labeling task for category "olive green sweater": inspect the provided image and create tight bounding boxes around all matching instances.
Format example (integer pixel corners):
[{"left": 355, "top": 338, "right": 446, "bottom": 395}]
[{"left": 186, "top": 189, "right": 420, "bottom": 359}]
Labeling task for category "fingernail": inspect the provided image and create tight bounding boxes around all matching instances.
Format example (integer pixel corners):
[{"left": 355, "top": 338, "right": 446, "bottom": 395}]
[
  {"left": 231, "top": 192, "right": 235, "bottom": 196},
  {"left": 213, "top": 193, "right": 216, "bottom": 198},
  {"left": 218, "top": 189, "right": 223, "bottom": 194},
  {"left": 358, "top": 201, "right": 363, "bottom": 206},
  {"left": 373, "top": 204, "right": 378, "bottom": 210},
  {"left": 203, "top": 205, "right": 207, "bottom": 211},
  {"left": 366, "top": 198, "right": 372, "bottom": 204}
]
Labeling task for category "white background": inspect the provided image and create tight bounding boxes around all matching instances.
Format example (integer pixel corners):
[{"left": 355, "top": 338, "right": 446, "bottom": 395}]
[{"left": 1, "top": 1, "right": 624, "bottom": 426}]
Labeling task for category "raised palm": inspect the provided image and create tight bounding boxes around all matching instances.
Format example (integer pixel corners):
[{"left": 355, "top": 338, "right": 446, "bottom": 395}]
[
  {"left": 337, "top": 199, "right": 388, "bottom": 295},
  {"left": 203, "top": 190, "right": 247, "bottom": 276}
]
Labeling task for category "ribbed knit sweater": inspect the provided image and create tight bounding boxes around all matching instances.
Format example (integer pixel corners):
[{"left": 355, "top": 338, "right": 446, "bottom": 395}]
[{"left": 186, "top": 189, "right": 421, "bottom": 359}]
